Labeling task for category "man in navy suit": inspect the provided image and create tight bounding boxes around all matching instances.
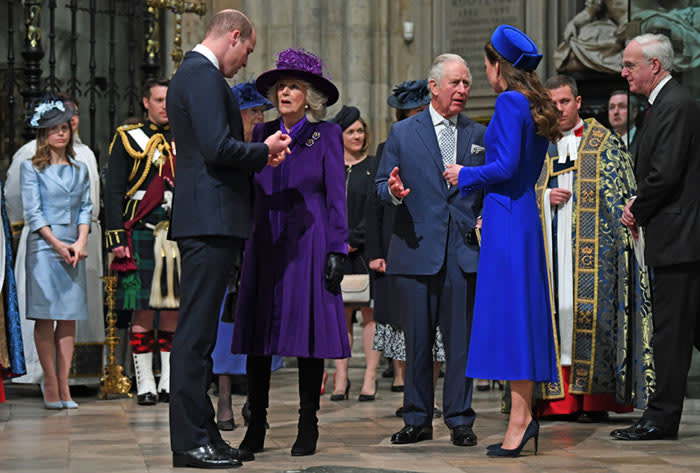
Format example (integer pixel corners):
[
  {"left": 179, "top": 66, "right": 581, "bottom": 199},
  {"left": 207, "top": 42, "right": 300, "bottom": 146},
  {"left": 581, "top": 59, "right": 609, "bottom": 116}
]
[
  {"left": 376, "top": 53, "right": 486, "bottom": 447},
  {"left": 166, "top": 9, "right": 291, "bottom": 469}
]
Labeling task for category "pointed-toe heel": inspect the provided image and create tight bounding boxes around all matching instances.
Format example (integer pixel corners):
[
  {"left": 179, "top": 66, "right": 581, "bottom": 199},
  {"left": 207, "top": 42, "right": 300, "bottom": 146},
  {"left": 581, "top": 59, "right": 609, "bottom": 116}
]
[
  {"left": 358, "top": 380, "right": 378, "bottom": 402},
  {"left": 43, "top": 400, "right": 63, "bottom": 410},
  {"left": 60, "top": 399, "right": 79, "bottom": 409},
  {"left": 330, "top": 380, "right": 350, "bottom": 401},
  {"left": 487, "top": 419, "right": 539, "bottom": 458}
]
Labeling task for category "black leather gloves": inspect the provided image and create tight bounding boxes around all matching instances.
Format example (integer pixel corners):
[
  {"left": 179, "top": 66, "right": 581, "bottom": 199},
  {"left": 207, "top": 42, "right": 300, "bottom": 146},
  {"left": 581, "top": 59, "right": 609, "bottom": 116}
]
[{"left": 325, "top": 252, "right": 345, "bottom": 294}]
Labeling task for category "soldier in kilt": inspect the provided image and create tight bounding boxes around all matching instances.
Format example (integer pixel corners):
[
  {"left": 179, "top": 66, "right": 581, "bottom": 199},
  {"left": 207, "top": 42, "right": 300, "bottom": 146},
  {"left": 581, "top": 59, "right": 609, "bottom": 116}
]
[{"left": 105, "top": 79, "right": 179, "bottom": 405}]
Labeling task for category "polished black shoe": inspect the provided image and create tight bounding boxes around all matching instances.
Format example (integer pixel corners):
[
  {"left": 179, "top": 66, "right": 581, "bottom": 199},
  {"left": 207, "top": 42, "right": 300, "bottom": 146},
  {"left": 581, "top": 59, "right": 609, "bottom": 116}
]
[
  {"left": 450, "top": 425, "right": 477, "bottom": 446},
  {"left": 157, "top": 391, "right": 169, "bottom": 403},
  {"left": 432, "top": 407, "right": 443, "bottom": 419},
  {"left": 390, "top": 384, "right": 404, "bottom": 393},
  {"left": 395, "top": 406, "right": 406, "bottom": 418},
  {"left": 214, "top": 440, "right": 253, "bottom": 462},
  {"left": 137, "top": 392, "right": 157, "bottom": 405},
  {"left": 216, "top": 418, "right": 235, "bottom": 431},
  {"left": 391, "top": 425, "right": 433, "bottom": 444},
  {"left": 610, "top": 419, "right": 677, "bottom": 441},
  {"left": 172, "top": 444, "right": 241, "bottom": 469}
]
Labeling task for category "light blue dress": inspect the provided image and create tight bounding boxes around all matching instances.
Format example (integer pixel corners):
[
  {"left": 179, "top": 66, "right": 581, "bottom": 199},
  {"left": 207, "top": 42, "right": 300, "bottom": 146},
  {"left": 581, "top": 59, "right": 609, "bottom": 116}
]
[
  {"left": 459, "top": 91, "right": 557, "bottom": 382},
  {"left": 20, "top": 160, "right": 92, "bottom": 321}
]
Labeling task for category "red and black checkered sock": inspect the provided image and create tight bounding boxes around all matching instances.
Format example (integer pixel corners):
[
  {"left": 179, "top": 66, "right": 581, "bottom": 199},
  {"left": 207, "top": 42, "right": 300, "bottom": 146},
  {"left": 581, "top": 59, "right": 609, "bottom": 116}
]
[
  {"left": 158, "top": 330, "right": 174, "bottom": 352},
  {"left": 129, "top": 330, "right": 155, "bottom": 354}
]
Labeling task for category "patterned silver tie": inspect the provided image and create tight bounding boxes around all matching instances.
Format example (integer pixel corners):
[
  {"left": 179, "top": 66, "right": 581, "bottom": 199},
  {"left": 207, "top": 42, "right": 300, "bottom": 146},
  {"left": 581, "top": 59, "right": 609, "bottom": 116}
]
[{"left": 438, "top": 119, "right": 456, "bottom": 168}]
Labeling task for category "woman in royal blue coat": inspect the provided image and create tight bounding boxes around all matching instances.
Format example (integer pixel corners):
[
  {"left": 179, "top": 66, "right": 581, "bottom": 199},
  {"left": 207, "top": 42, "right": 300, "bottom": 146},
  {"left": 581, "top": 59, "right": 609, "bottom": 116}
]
[{"left": 444, "top": 25, "right": 561, "bottom": 457}]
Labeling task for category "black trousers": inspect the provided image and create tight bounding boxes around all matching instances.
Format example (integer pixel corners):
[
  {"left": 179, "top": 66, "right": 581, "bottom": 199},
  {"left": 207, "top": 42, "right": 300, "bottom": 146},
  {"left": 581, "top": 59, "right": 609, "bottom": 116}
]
[
  {"left": 643, "top": 261, "right": 700, "bottom": 432},
  {"left": 169, "top": 236, "right": 242, "bottom": 452}
]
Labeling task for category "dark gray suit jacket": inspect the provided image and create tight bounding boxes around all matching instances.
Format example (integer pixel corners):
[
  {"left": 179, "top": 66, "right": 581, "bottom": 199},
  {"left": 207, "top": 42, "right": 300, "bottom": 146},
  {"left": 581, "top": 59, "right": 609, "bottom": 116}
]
[{"left": 631, "top": 78, "right": 700, "bottom": 267}]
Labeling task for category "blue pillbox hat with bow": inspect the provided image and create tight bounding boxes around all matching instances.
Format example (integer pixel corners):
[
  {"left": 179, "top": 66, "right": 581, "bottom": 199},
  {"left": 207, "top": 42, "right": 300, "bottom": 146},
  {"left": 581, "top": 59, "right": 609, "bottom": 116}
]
[{"left": 491, "top": 25, "right": 542, "bottom": 71}]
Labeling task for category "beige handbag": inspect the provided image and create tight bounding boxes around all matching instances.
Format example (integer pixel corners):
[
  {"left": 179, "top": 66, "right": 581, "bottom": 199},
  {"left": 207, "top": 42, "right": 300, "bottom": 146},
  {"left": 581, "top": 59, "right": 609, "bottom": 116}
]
[{"left": 340, "top": 257, "right": 370, "bottom": 305}]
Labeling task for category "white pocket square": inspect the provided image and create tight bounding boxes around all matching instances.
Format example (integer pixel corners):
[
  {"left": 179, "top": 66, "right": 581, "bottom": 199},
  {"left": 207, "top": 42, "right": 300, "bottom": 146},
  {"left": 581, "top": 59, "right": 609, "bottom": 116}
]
[{"left": 471, "top": 144, "right": 485, "bottom": 154}]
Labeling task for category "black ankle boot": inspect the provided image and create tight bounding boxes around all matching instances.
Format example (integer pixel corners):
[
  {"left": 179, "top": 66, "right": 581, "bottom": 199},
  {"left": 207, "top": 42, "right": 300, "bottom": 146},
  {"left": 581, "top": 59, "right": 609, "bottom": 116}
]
[
  {"left": 239, "top": 421, "right": 266, "bottom": 455},
  {"left": 239, "top": 356, "right": 271, "bottom": 458},
  {"left": 291, "top": 411, "right": 319, "bottom": 456}
]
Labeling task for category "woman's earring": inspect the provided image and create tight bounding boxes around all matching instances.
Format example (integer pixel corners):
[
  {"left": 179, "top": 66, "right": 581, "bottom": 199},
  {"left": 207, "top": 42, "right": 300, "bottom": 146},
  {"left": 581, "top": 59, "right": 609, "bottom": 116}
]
[{"left": 305, "top": 104, "right": 310, "bottom": 110}]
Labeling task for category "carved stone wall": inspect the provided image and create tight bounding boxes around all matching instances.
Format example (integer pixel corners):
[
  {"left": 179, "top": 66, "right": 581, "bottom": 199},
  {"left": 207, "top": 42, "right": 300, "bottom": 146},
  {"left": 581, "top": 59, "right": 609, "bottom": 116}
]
[{"left": 172, "top": 0, "right": 573, "bottom": 144}]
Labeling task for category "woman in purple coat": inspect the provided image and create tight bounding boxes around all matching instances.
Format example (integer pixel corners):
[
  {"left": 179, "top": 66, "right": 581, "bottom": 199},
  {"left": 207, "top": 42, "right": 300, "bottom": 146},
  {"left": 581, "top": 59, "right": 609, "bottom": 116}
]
[{"left": 232, "top": 48, "right": 350, "bottom": 458}]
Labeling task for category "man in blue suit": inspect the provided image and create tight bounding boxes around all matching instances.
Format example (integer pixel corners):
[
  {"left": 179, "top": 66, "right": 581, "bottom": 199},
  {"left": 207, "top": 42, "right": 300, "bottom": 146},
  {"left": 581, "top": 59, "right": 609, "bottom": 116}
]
[
  {"left": 166, "top": 9, "right": 291, "bottom": 469},
  {"left": 376, "top": 53, "right": 486, "bottom": 446}
]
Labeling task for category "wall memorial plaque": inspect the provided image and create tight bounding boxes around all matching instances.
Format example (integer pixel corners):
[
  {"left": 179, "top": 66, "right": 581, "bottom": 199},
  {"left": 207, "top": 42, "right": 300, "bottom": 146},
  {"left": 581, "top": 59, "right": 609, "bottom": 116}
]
[{"left": 438, "top": 0, "right": 526, "bottom": 98}]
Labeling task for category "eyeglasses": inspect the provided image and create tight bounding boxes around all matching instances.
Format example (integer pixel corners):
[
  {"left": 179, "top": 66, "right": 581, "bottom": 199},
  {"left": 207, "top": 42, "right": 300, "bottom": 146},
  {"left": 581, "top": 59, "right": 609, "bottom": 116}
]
[{"left": 621, "top": 62, "right": 638, "bottom": 71}]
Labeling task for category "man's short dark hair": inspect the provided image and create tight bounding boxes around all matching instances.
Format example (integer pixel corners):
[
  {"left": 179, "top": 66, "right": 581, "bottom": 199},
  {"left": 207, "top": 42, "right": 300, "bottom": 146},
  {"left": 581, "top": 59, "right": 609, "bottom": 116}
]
[
  {"left": 205, "top": 9, "right": 253, "bottom": 40},
  {"left": 142, "top": 78, "right": 169, "bottom": 100},
  {"left": 544, "top": 75, "right": 579, "bottom": 98}
]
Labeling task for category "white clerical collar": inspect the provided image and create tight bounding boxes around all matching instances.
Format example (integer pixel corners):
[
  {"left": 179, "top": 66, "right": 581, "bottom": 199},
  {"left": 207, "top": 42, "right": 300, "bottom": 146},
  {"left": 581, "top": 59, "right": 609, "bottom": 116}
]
[
  {"left": 429, "top": 103, "right": 458, "bottom": 127},
  {"left": 193, "top": 44, "right": 219, "bottom": 70},
  {"left": 648, "top": 74, "right": 672, "bottom": 105},
  {"left": 556, "top": 119, "right": 584, "bottom": 164}
]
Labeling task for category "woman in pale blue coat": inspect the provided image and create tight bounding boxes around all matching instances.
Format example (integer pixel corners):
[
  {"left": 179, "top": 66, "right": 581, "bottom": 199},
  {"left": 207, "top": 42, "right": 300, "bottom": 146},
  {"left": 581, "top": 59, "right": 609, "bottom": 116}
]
[{"left": 20, "top": 99, "right": 92, "bottom": 409}]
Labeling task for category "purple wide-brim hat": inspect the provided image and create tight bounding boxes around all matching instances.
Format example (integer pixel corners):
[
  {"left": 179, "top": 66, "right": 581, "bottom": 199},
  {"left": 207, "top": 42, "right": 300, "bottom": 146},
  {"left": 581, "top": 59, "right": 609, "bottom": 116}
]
[{"left": 255, "top": 48, "right": 339, "bottom": 107}]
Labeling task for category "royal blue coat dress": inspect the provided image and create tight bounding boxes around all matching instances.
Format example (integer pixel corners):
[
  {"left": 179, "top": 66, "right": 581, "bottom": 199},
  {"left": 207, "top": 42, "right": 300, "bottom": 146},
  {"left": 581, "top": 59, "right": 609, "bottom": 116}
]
[
  {"left": 459, "top": 91, "right": 557, "bottom": 382},
  {"left": 232, "top": 118, "right": 351, "bottom": 359}
]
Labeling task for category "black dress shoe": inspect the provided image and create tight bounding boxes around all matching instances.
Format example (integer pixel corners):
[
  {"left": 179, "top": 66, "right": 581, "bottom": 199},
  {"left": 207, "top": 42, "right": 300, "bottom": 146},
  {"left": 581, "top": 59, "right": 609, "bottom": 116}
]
[
  {"left": 610, "top": 419, "right": 677, "bottom": 441},
  {"left": 172, "top": 444, "right": 241, "bottom": 469},
  {"left": 391, "top": 425, "right": 433, "bottom": 444},
  {"left": 214, "top": 440, "right": 253, "bottom": 462},
  {"left": 158, "top": 391, "right": 169, "bottom": 403},
  {"left": 451, "top": 425, "right": 477, "bottom": 446},
  {"left": 137, "top": 392, "right": 157, "bottom": 405},
  {"left": 395, "top": 406, "right": 406, "bottom": 418},
  {"left": 390, "top": 384, "right": 404, "bottom": 393},
  {"left": 432, "top": 407, "right": 442, "bottom": 419}
]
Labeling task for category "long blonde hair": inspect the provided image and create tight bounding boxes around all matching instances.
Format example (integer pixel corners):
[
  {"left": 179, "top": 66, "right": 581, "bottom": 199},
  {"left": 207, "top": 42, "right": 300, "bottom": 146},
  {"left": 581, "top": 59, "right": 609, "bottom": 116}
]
[
  {"left": 32, "top": 121, "right": 76, "bottom": 171},
  {"left": 485, "top": 42, "right": 561, "bottom": 142}
]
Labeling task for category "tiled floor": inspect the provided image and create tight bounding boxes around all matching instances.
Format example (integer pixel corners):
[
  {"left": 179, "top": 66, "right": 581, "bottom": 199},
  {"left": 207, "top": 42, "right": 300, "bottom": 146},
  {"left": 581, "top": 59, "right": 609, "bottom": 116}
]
[{"left": 1, "top": 370, "right": 699, "bottom": 473}]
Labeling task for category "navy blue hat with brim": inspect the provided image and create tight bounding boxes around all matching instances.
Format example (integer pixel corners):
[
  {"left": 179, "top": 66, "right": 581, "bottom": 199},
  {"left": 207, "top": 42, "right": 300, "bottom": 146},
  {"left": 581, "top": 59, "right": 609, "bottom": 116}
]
[
  {"left": 387, "top": 79, "right": 431, "bottom": 110},
  {"left": 27, "top": 99, "right": 75, "bottom": 129},
  {"left": 491, "top": 25, "right": 542, "bottom": 71},
  {"left": 232, "top": 80, "right": 273, "bottom": 111}
]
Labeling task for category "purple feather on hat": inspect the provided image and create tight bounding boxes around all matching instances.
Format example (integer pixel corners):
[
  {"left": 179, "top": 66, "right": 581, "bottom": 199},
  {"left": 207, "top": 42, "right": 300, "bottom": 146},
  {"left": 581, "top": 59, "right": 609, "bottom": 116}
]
[{"left": 275, "top": 48, "right": 332, "bottom": 80}]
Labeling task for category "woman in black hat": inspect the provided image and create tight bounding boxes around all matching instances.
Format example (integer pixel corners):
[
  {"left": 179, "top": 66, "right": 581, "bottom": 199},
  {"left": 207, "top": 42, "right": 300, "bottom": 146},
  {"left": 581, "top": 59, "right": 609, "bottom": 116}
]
[
  {"left": 328, "top": 105, "right": 381, "bottom": 402},
  {"left": 20, "top": 98, "right": 93, "bottom": 409}
]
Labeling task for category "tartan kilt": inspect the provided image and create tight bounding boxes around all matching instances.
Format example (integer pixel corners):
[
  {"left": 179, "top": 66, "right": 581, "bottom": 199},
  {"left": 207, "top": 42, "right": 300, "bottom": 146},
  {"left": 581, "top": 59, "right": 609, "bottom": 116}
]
[{"left": 115, "top": 225, "right": 156, "bottom": 311}]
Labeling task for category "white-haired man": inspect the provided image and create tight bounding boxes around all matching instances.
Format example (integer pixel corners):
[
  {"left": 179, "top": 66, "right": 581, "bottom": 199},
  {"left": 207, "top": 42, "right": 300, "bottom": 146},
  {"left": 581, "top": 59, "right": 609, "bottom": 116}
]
[
  {"left": 613, "top": 33, "right": 700, "bottom": 441},
  {"left": 376, "top": 53, "right": 485, "bottom": 447}
]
